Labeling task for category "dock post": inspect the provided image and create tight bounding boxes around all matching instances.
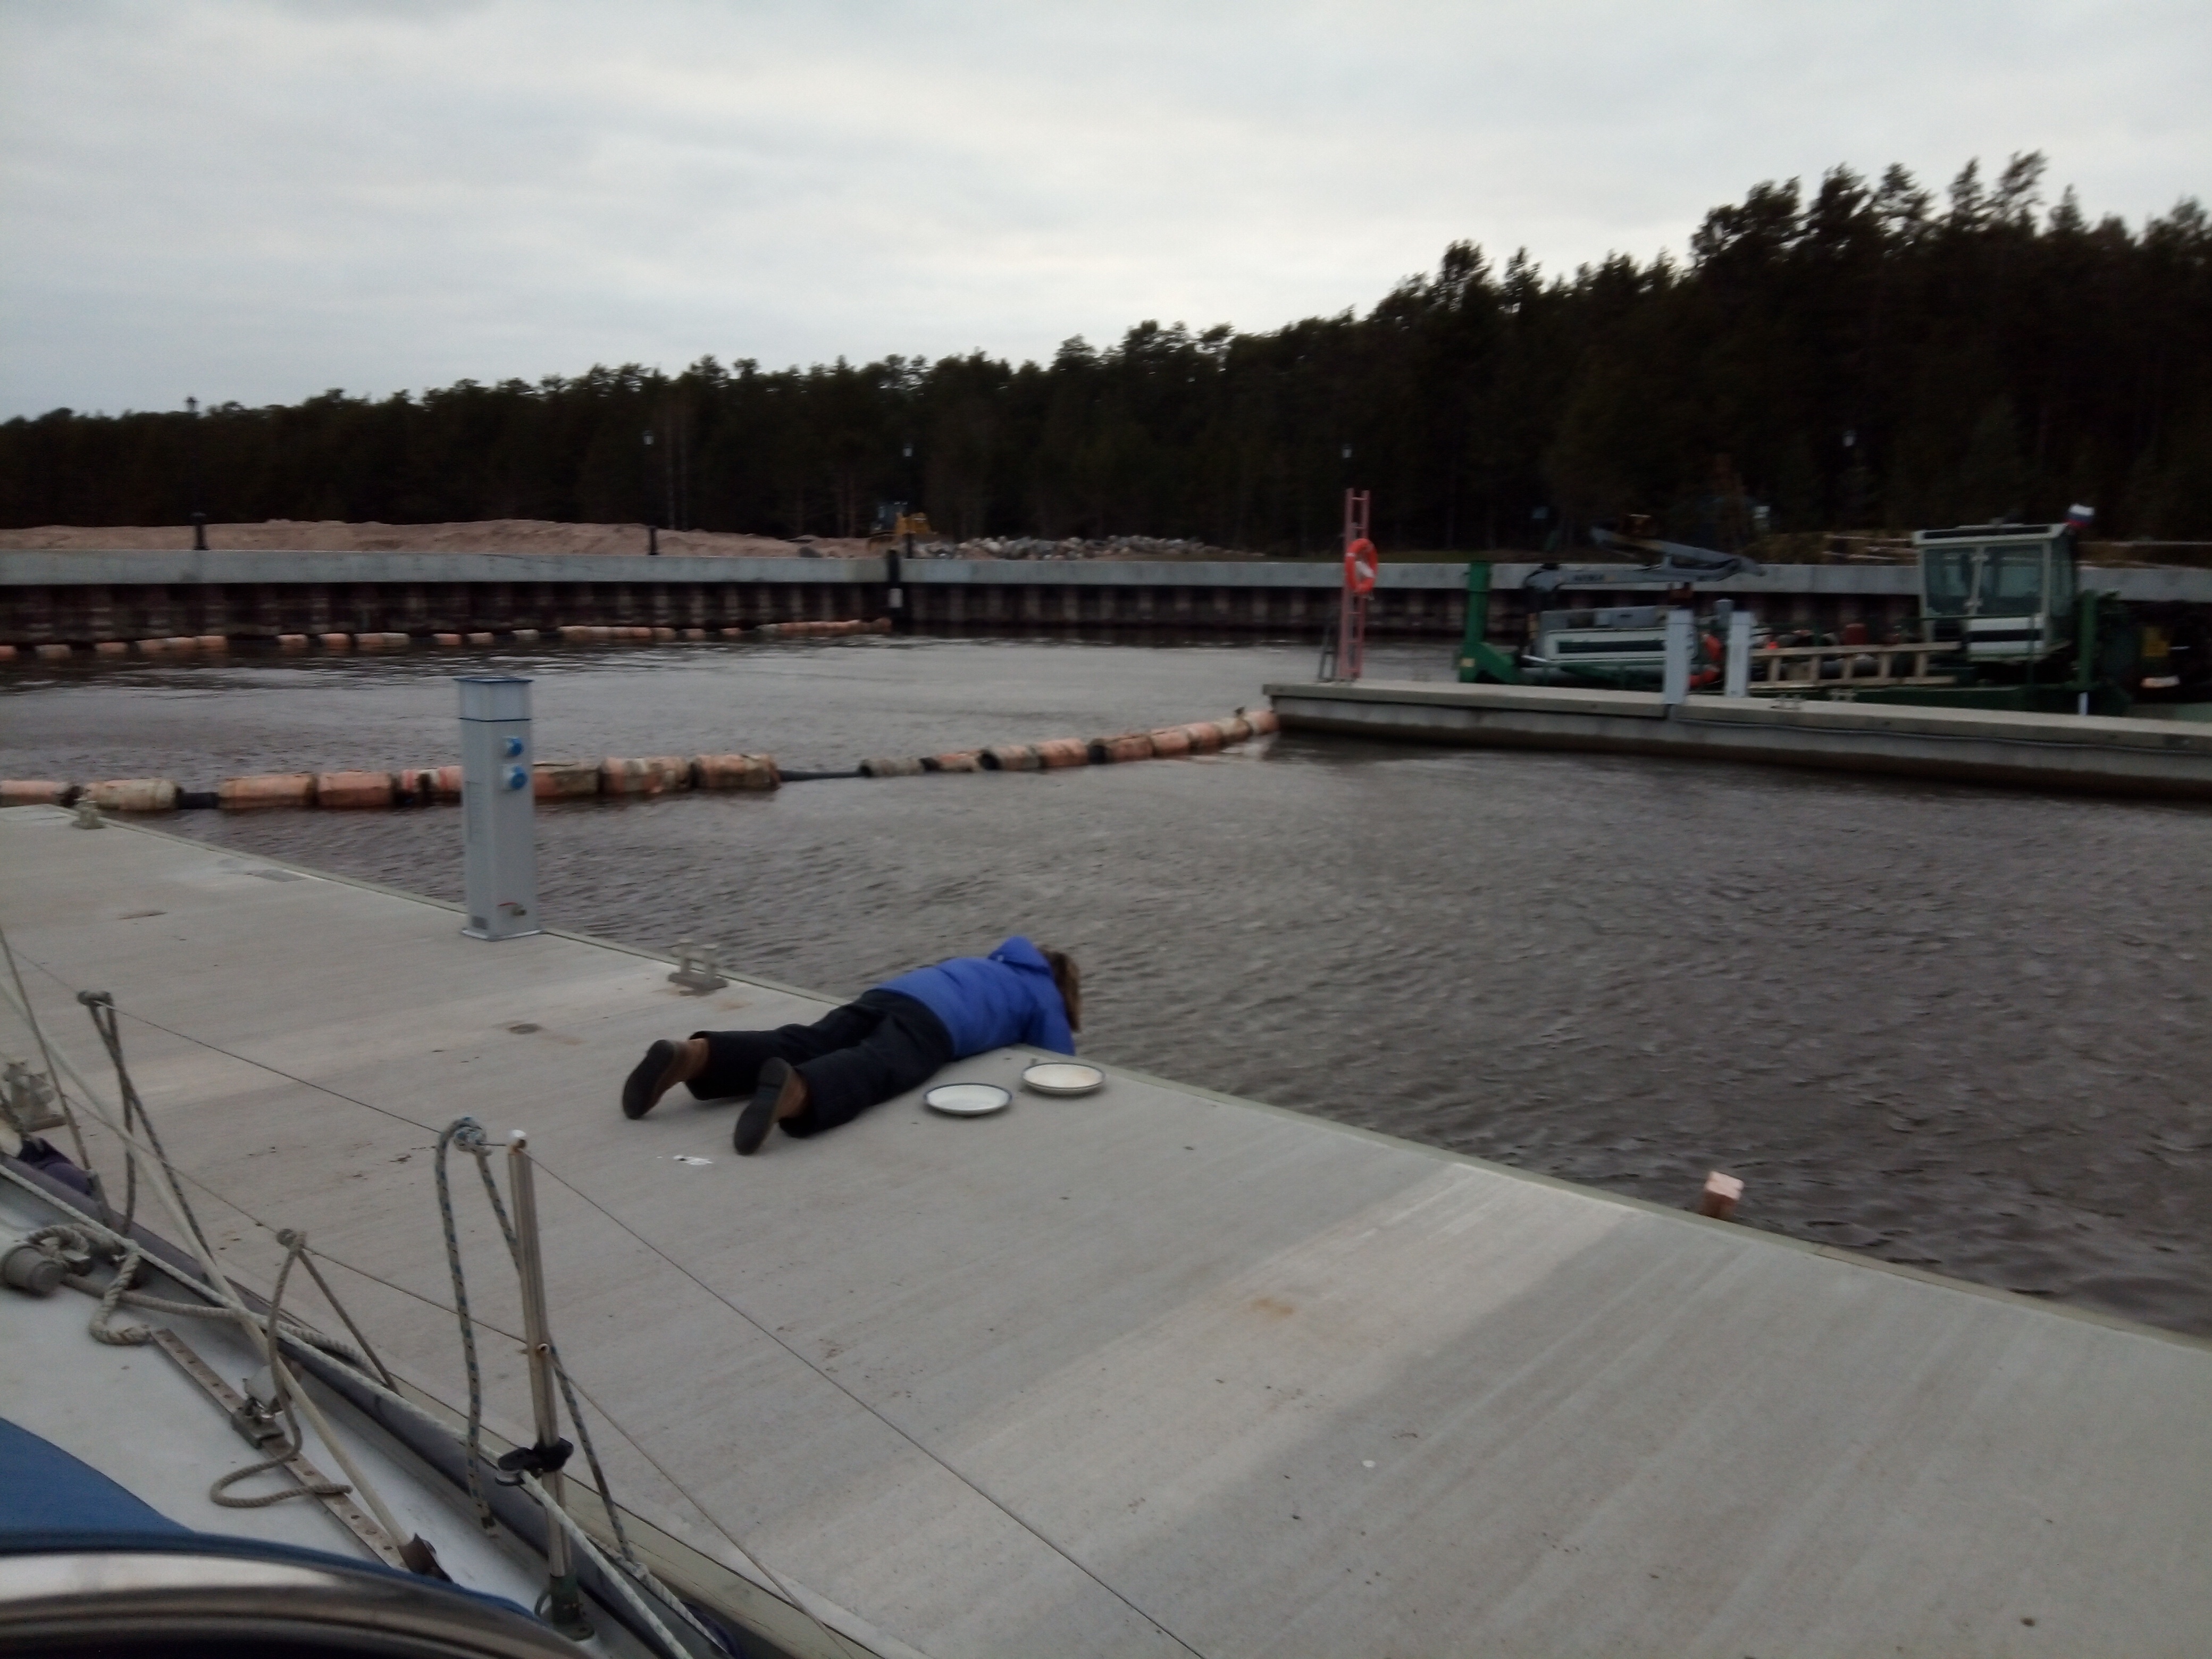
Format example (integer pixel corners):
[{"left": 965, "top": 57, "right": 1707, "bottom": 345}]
[
  {"left": 1725, "top": 608, "right": 1753, "bottom": 698},
  {"left": 457, "top": 675, "right": 540, "bottom": 940},
  {"left": 506, "top": 1131, "right": 591, "bottom": 1639},
  {"left": 1662, "top": 608, "right": 1693, "bottom": 707}
]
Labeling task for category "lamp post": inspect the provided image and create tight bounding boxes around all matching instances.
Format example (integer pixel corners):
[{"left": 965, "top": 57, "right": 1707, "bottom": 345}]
[
  {"left": 187, "top": 396, "right": 206, "bottom": 551},
  {"left": 642, "top": 429, "right": 658, "bottom": 555}
]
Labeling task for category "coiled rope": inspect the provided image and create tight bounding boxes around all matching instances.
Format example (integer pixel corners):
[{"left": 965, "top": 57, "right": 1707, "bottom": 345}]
[{"left": 208, "top": 1229, "right": 353, "bottom": 1509}]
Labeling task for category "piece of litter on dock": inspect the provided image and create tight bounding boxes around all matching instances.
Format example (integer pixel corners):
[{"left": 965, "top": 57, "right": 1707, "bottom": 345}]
[
  {"left": 1699, "top": 1170, "right": 1745, "bottom": 1220},
  {"left": 1362, "top": 1460, "right": 1376, "bottom": 1468},
  {"left": 672, "top": 1154, "right": 713, "bottom": 1166}
]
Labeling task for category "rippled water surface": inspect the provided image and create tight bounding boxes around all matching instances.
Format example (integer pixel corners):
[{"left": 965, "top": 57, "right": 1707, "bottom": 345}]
[{"left": 6, "top": 635, "right": 2210, "bottom": 1335}]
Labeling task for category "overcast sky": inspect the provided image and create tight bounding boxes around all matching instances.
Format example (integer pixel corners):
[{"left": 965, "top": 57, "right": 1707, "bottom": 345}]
[{"left": 2, "top": 0, "right": 2204, "bottom": 420}]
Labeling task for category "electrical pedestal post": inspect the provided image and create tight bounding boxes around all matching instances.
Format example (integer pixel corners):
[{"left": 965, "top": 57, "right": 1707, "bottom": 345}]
[{"left": 458, "top": 675, "right": 540, "bottom": 941}]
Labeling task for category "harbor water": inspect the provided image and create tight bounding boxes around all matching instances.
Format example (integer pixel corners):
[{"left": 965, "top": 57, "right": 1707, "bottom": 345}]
[{"left": 5, "top": 634, "right": 2210, "bottom": 1336}]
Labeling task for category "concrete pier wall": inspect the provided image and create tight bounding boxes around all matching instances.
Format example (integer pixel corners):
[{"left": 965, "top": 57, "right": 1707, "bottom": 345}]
[
  {"left": 4, "top": 550, "right": 2208, "bottom": 647},
  {"left": 1269, "top": 678, "right": 2212, "bottom": 800}
]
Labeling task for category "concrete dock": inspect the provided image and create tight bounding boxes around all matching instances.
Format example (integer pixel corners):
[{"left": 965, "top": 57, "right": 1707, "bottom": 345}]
[
  {"left": 4, "top": 805, "right": 2211, "bottom": 1656},
  {"left": 1268, "top": 678, "right": 2212, "bottom": 799}
]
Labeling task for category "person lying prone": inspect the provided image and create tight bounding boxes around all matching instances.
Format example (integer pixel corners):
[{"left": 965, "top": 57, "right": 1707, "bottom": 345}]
[{"left": 621, "top": 936, "right": 1080, "bottom": 1155}]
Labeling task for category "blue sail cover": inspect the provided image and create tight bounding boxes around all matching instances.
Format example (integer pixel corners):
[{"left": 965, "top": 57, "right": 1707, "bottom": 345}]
[{"left": 0, "top": 1413, "right": 187, "bottom": 1540}]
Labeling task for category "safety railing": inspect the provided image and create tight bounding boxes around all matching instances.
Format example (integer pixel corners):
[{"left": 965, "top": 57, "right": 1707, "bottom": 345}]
[{"left": 1744, "top": 642, "right": 1957, "bottom": 692}]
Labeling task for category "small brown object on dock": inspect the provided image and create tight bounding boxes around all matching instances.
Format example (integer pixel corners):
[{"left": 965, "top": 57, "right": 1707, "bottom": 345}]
[{"left": 1698, "top": 1171, "right": 1745, "bottom": 1221}]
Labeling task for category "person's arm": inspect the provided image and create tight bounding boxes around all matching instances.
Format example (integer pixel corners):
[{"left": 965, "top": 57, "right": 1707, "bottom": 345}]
[{"left": 1027, "top": 993, "right": 1075, "bottom": 1056}]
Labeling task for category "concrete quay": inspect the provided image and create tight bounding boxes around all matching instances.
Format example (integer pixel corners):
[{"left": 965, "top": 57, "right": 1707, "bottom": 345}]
[
  {"left": 1268, "top": 678, "right": 2212, "bottom": 800},
  {"left": 4, "top": 805, "right": 2211, "bottom": 1656},
  {"left": 10, "top": 548, "right": 2210, "bottom": 648}
]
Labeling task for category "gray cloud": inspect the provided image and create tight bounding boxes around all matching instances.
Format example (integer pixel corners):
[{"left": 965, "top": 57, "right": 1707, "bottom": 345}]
[{"left": 2, "top": 0, "right": 2203, "bottom": 416}]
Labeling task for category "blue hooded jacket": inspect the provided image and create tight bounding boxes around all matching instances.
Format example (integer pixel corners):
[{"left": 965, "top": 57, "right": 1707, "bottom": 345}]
[{"left": 877, "top": 937, "right": 1074, "bottom": 1059}]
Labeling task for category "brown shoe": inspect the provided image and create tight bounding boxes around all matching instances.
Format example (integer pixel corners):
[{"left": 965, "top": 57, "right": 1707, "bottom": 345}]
[
  {"left": 735, "top": 1059, "right": 804, "bottom": 1155},
  {"left": 622, "top": 1039, "right": 685, "bottom": 1119}
]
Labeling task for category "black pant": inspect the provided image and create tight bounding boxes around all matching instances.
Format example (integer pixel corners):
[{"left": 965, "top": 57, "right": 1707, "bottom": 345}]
[{"left": 688, "top": 989, "right": 955, "bottom": 1139}]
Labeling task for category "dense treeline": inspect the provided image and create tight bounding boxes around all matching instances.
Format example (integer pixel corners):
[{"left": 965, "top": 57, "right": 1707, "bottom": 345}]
[{"left": 5, "top": 155, "right": 2208, "bottom": 551}]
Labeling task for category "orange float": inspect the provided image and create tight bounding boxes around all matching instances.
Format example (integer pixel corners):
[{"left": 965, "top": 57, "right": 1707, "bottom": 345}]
[
  {"left": 86, "top": 778, "right": 178, "bottom": 812},
  {"left": 0, "top": 781, "right": 73, "bottom": 807},
  {"left": 600, "top": 756, "right": 692, "bottom": 796},
  {"left": 315, "top": 770, "right": 395, "bottom": 809},
  {"left": 531, "top": 760, "right": 601, "bottom": 800},
  {"left": 217, "top": 774, "right": 315, "bottom": 810},
  {"left": 694, "top": 754, "right": 780, "bottom": 790}
]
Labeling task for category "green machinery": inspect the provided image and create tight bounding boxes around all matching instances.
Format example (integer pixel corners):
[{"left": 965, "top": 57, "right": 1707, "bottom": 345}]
[
  {"left": 1861, "top": 523, "right": 2135, "bottom": 715},
  {"left": 1456, "top": 527, "right": 1762, "bottom": 691},
  {"left": 1459, "top": 520, "right": 2146, "bottom": 715}
]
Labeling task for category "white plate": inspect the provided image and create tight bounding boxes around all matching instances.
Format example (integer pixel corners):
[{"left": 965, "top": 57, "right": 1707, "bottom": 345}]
[
  {"left": 924, "top": 1082, "right": 1012, "bottom": 1116},
  {"left": 1020, "top": 1062, "right": 1105, "bottom": 1097}
]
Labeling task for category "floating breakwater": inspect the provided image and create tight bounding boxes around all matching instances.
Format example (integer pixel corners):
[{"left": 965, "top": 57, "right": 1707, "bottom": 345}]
[
  {"left": 3, "top": 707, "right": 1277, "bottom": 814},
  {"left": 858, "top": 709, "right": 1276, "bottom": 777}
]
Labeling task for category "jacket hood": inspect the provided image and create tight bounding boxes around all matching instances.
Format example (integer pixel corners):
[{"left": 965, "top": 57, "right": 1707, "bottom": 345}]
[{"left": 989, "top": 936, "right": 1052, "bottom": 974}]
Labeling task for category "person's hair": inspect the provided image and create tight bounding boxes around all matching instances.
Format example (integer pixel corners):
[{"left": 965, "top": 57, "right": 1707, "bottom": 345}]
[{"left": 1041, "top": 947, "right": 1082, "bottom": 1031}]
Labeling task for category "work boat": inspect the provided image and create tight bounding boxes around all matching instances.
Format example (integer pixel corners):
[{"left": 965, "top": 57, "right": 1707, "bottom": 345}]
[{"left": 1, "top": 988, "right": 785, "bottom": 1658}]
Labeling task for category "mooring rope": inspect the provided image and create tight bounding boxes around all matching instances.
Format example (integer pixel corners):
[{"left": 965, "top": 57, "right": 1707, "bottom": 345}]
[{"left": 210, "top": 1230, "right": 354, "bottom": 1509}]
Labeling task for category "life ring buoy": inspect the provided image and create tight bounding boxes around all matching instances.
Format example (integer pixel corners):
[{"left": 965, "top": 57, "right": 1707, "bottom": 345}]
[{"left": 1344, "top": 538, "right": 1378, "bottom": 594}]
